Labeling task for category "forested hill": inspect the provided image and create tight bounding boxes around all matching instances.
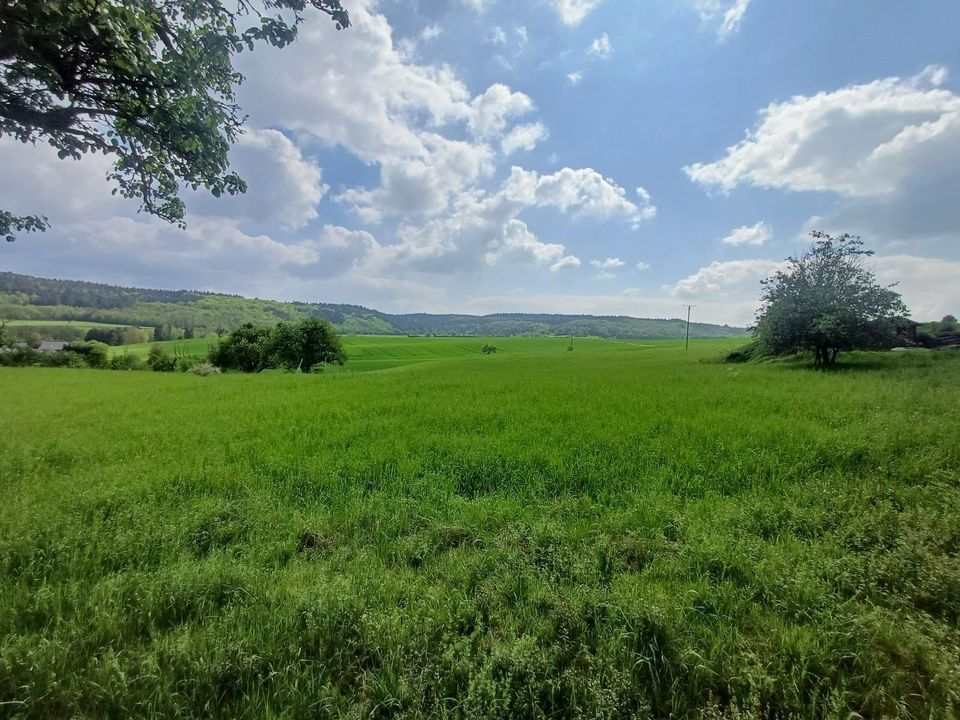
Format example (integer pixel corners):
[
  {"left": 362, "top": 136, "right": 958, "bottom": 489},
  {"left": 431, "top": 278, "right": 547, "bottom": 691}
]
[{"left": 0, "top": 271, "right": 746, "bottom": 339}]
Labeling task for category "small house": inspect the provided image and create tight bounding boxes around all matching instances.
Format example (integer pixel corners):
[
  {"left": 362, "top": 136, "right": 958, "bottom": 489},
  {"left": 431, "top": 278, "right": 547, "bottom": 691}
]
[{"left": 37, "top": 340, "right": 68, "bottom": 352}]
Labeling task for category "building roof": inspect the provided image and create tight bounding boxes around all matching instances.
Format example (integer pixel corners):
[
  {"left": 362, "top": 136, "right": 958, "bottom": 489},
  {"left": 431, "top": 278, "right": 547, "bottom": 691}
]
[{"left": 38, "top": 340, "right": 68, "bottom": 351}]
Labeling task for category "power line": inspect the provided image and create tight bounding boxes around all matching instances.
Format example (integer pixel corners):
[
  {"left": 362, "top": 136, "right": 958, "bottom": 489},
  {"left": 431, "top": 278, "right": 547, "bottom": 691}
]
[{"left": 683, "top": 304, "right": 696, "bottom": 350}]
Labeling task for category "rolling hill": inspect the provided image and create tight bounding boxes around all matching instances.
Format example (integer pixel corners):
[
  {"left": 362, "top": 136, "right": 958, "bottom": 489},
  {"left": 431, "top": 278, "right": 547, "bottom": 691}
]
[{"left": 0, "top": 271, "right": 746, "bottom": 340}]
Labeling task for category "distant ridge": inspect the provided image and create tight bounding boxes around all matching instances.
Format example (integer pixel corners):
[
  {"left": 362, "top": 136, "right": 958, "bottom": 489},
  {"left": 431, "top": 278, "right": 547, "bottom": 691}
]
[{"left": 0, "top": 271, "right": 746, "bottom": 340}]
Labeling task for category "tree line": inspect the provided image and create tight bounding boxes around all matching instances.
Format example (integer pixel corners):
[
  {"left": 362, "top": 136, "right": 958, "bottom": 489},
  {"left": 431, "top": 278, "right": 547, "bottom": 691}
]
[{"left": 0, "top": 317, "right": 345, "bottom": 374}]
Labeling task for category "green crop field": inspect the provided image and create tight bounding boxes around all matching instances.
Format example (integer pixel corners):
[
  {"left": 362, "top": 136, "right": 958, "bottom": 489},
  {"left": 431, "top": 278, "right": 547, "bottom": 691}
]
[
  {"left": 4, "top": 320, "right": 142, "bottom": 329},
  {"left": 115, "top": 334, "right": 660, "bottom": 372},
  {"left": 2, "top": 341, "right": 959, "bottom": 718}
]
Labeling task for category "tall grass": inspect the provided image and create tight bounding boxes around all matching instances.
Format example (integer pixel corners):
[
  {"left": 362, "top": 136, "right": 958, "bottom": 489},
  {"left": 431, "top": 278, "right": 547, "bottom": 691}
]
[{"left": 1, "top": 341, "right": 958, "bottom": 718}]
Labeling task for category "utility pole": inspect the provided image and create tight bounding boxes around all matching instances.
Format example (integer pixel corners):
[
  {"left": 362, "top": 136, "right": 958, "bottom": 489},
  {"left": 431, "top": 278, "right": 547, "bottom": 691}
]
[{"left": 683, "top": 304, "right": 696, "bottom": 350}]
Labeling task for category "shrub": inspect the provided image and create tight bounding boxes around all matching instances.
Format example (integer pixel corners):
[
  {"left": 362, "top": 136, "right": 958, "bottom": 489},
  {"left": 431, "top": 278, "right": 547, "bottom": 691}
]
[
  {"left": 209, "top": 323, "right": 272, "bottom": 372},
  {"left": 66, "top": 340, "right": 110, "bottom": 368},
  {"left": 267, "top": 317, "right": 345, "bottom": 372},
  {"left": 0, "top": 347, "right": 40, "bottom": 366},
  {"left": 110, "top": 352, "right": 145, "bottom": 371},
  {"left": 147, "top": 345, "right": 177, "bottom": 372},
  {"left": 722, "top": 342, "right": 760, "bottom": 364},
  {"left": 176, "top": 356, "right": 200, "bottom": 372},
  {"left": 191, "top": 362, "right": 221, "bottom": 376}
]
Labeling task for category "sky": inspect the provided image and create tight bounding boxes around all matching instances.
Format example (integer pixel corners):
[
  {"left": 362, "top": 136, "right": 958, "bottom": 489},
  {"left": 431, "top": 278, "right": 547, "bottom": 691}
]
[{"left": 2, "top": 0, "right": 960, "bottom": 325}]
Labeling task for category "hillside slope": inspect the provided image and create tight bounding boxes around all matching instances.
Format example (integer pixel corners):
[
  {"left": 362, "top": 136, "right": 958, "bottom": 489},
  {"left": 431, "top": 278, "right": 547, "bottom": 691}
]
[{"left": 0, "top": 271, "right": 746, "bottom": 339}]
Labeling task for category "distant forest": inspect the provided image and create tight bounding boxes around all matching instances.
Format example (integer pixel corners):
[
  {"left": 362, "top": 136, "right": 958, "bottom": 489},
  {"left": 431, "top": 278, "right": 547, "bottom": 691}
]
[{"left": 0, "top": 272, "right": 747, "bottom": 340}]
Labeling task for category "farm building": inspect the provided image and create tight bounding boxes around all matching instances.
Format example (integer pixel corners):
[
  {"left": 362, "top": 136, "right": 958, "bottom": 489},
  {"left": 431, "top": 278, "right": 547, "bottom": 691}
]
[{"left": 37, "top": 340, "right": 68, "bottom": 352}]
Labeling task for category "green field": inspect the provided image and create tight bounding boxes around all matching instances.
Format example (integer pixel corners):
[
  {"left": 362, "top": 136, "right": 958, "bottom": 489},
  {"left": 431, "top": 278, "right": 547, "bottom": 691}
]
[
  {"left": 4, "top": 319, "right": 152, "bottom": 331},
  {"left": 115, "top": 334, "right": 662, "bottom": 372},
  {"left": 2, "top": 341, "right": 959, "bottom": 718}
]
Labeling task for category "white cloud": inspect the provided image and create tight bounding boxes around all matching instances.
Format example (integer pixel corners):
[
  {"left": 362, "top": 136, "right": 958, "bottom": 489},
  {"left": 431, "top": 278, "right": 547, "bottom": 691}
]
[
  {"left": 188, "top": 129, "right": 327, "bottom": 229},
  {"left": 662, "top": 253, "right": 960, "bottom": 325},
  {"left": 0, "top": 137, "right": 127, "bottom": 223},
  {"left": 588, "top": 33, "right": 613, "bottom": 59},
  {"left": 503, "top": 166, "right": 656, "bottom": 228},
  {"left": 7, "top": 216, "right": 379, "bottom": 286},
  {"left": 0, "top": 128, "right": 328, "bottom": 233},
  {"left": 871, "top": 255, "right": 960, "bottom": 320},
  {"left": 567, "top": 72, "right": 583, "bottom": 85},
  {"left": 491, "top": 26, "right": 508, "bottom": 44},
  {"left": 237, "top": 3, "right": 544, "bottom": 226},
  {"left": 685, "top": 66, "right": 958, "bottom": 197},
  {"left": 421, "top": 24, "right": 442, "bottom": 41},
  {"left": 547, "top": 0, "right": 603, "bottom": 26},
  {"left": 380, "top": 164, "right": 650, "bottom": 274},
  {"left": 590, "top": 257, "right": 626, "bottom": 270},
  {"left": 687, "top": 66, "right": 960, "bottom": 256},
  {"left": 501, "top": 123, "right": 549, "bottom": 155},
  {"left": 668, "top": 258, "right": 785, "bottom": 298},
  {"left": 551, "top": 255, "right": 582, "bottom": 271},
  {"left": 636, "top": 261, "right": 651, "bottom": 271},
  {"left": 721, "top": 221, "right": 772, "bottom": 246},
  {"left": 694, "top": 0, "right": 751, "bottom": 38},
  {"left": 468, "top": 84, "right": 536, "bottom": 138}
]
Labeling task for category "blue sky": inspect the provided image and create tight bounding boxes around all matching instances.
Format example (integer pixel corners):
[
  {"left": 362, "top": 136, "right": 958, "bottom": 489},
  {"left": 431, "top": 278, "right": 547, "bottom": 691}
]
[{"left": 2, "top": 0, "right": 959, "bottom": 324}]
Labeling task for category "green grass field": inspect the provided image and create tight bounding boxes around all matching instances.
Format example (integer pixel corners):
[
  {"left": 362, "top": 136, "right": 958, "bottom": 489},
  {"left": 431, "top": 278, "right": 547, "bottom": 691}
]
[
  {"left": 4, "top": 319, "right": 152, "bottom": 330},
  {"left": 115, "top": 334, "right": 661, "bottom": 372},
  {"left": 2, "top": 341, "right": 959, "bottom": 718}
]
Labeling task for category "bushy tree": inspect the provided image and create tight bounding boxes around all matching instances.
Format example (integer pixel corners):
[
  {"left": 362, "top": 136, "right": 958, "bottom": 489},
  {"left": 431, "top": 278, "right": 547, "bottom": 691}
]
[
  {"left": 753, "top": 232, "right": 908, "bottom": 368},
  {"left": 147, "top": 344, "right": 177, "bottom": 371},
  {"left": 67, "top": 340, "right": 110, "bottom": 368},
  {"left": 210, "top": 318, "right": 344, "bottom": 372},
  {"left": 1, "top": 0, "right": 350, "bottom": 240},
  {"left": 85, "top": 326, "right": 150, "bottom": 346},
  {"left": 209, "top": 322, "right": 272, "bottom": 372},
  {"left": 268, "top": 317, "right": 344, "bottom": 372}
]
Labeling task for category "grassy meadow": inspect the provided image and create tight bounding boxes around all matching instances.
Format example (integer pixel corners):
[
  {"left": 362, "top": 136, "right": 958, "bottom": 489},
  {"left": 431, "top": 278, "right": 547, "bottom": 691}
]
[
  {"left": 4, "top": 320, "right": 153, "bottom": 330},
  {"left": 114, "top": 334, "right": 653, "bottom": 371},
  {"left": 2, "top": 339, "right": 959, "bottom": 718}
]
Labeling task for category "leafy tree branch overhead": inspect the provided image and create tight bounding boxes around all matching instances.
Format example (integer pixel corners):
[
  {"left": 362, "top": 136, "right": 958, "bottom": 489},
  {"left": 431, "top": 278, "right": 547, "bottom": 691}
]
[{"left": 0, "top": 0, "right": 350, "bottom": 241}]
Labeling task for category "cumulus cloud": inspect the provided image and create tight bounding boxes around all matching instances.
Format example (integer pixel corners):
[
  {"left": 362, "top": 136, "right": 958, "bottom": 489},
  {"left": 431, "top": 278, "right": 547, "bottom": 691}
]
[
  {"left": 567, "top": 72, "right": 583, "bottom": 85},
  {"left": 188, "top": 129, "right": 328, "bottom": 229},
  {"left": 237, "top": 2, "right": 543, "bottom": 225},
  {"left": 668, "top": 258, "right": 785, "bottom": 298},
  {"left": 871, "top": 255, "right": 960, "bottom": 320},
  {"left": 380, "top": 164, "right": 652, "bottom": 274},
  {"left": 694, "top": 0, "right": 751, "bottom": 38},
  {"left": 686, "top": 66, "right": 960, "bottom": 256},
  {"left": 551, "top": 255, "right": 582, "bottom": 271},
  {"left": 421, "top": 24, "right": 442, "bottom": 41},
  {"left": 547, "top": 0, "right": 603, "bottom": 26},
  {"left": 636, "top": 261, "right": 651, "bottom": 271},
  {"left": 663, "top": 254, "right": 960, "bottom": 325},
  {"left": 504, "top": 166, "right": 656, "bottom": 228},
  {"left": 721, "top": 221, "right": 772, "bottom": 246},
  {"left": 501, "top": 123, "right": 549, "bottom": 155},
  {"left": 590, "top": 257, "right": 625, "bottom": 270},
  {"left": 588, "top": 33, "right": 613, "bottom": 59},
  {"left": 685, "top": 66, "right": 958, "bottom": 197},
  {"left": 468, "top": 84, "right": 536, "bottom": 139},
  {"left": 0, "top": 138, "right": 128, "bottom": 222}
]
